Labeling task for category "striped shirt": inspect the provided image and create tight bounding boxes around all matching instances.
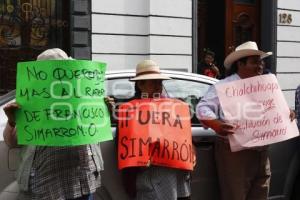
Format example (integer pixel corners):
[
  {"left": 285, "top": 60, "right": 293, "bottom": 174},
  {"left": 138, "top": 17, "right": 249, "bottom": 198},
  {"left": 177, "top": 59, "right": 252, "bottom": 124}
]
[
  {"left": 296, "top": 85, "right": 300, "bottom": 129},
  {"left": 196, "top": 73, "right": 240, "bottom": 140},
  {"left": 196, "top": 73, "right": 240, "bottom": 121}
]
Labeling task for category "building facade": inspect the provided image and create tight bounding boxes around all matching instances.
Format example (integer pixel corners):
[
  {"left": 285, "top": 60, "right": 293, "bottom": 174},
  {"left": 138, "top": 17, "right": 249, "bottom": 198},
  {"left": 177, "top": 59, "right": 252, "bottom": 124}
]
[
  {"left": 91, "top": 0, "right": 192, "bottom": 72},
  {"left": 277, "top": 0, "right": 300, "bottom": 108}
]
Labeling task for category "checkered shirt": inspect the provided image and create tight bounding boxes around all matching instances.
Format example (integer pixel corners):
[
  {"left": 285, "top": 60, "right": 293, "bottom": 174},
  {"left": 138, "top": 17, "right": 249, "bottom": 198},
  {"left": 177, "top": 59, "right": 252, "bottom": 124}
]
[
  {"left": 18, "top": 145, "right": 100, "bottom": 200},
  {"left": 135, "top": 166, "right": 191, "bottom": 200}
]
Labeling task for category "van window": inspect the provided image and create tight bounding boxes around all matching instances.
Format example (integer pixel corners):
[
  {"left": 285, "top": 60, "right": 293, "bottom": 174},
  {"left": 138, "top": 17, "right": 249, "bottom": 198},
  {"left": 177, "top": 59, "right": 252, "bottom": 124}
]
[{"left": 106, "top": 78, "right": 211, "bottom": 125}]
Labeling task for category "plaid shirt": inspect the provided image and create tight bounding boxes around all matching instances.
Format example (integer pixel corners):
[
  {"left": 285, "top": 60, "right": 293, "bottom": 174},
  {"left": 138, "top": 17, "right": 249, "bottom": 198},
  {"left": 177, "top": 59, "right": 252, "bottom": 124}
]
[
  {"left": 18, "top": 145, "right": 101, "bottom": 200},
  {"left": 296, "top": 85, "right": 300, "bottom": 129},
  {"left": 135, "top": 166, "right": 191, "bottom": 200}
]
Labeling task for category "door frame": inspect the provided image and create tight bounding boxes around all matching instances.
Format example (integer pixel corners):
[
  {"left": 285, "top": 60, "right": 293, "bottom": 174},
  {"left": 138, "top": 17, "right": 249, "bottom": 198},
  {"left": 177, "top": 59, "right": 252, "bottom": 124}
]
[
  {"left": 260, "top": 0, "right": 277, "bottom": 74},
  {"left": 192, "top": 0, "right": 277, "bottom": 74},
  {"left": 192, "top": 0, "right": 198, "bottom": 73}
]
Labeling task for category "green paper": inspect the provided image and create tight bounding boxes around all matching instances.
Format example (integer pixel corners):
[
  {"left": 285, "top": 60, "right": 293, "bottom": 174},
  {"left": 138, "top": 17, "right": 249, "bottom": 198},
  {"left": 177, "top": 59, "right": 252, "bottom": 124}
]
[{"left": 16, "top": 60, "right": 112, "bottom": 146}]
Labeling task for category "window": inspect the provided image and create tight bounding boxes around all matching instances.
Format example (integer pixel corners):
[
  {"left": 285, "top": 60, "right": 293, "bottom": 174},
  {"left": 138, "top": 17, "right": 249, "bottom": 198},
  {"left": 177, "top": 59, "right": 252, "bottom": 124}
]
[
  {"left": 106, "top": 78, "right": 135, "bottom": 101},
  {"left": 0, "top": 0, "right": 69, "bottom": 48},
  {"left": 163, "top": 79, "right": 210, "bottom": 125},
  {"left": 0, "top": 0, "right": 70, "bottom": 94},
  {"left": 106, "top": 78, "right": 211, "bottom": 125}
]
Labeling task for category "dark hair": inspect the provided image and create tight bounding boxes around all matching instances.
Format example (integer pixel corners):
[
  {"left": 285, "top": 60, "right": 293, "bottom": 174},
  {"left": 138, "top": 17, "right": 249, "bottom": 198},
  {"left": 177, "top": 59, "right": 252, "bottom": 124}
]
[
  {"left": 133, "top": 80, "right": 164, "bottom": 99},
  {"left": 225, "top": 56, "right": 248, "bottom": 77},
  {"left": 203, "top": 49, "right": 215, "bottom": 58},
  {"left": 134, "top": 82, "right": 142, "bottom": 98}
]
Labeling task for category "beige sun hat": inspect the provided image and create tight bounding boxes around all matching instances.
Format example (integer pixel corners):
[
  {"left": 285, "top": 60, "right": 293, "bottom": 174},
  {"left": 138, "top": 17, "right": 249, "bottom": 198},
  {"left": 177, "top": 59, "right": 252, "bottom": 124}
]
[
  {"left": 224, "top": 41, "right": 272, "bottom": 69},
  {"left": 37, "top": 48, "right": 71, "bottom": 60},
  {"left": 130, "top": 60, "right": 171, "bottom": 81}
]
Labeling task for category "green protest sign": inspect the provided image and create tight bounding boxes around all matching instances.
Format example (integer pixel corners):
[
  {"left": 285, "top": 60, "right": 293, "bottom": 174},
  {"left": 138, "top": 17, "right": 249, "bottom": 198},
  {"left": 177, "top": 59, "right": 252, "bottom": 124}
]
[{"left": 16, "top": 60, "right": 113, "bottom": 146}]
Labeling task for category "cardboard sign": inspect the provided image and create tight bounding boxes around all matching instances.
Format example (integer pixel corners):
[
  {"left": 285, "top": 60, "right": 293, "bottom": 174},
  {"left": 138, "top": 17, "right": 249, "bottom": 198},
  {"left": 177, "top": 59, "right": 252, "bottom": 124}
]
[
  {"left": 118, "top": 98, "right": 193, "bottom": 170},
  {"left": 16, "top": 60, "right": 113, "bottom": 146},
  {"left": 216, "top": 74, "right": 299, "bottom": 152}
]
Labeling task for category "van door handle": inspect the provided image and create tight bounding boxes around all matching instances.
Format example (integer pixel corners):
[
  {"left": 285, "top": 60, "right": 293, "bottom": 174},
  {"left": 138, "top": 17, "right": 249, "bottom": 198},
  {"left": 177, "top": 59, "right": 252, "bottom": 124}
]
[{"left": 193, "top": 141, "right": 213, "bottom": 151}]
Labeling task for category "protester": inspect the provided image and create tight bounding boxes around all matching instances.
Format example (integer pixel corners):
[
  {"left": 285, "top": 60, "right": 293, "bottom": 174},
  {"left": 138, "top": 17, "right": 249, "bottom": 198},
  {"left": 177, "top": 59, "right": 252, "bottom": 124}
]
[
  {"left": 197, "top": 49, "right": 220, "bottom": 78},
  {"left": 3, "top": 48, "right": 103, "bottom": 200},
  {"left": 114, "top": 60, "right": 192, "bottom": 200},
  {"left": 296, "top": 85, "right": 300, "bottom": 129},
  {"left": 196, "top": 41, "right": 295, "bottom": 200}
]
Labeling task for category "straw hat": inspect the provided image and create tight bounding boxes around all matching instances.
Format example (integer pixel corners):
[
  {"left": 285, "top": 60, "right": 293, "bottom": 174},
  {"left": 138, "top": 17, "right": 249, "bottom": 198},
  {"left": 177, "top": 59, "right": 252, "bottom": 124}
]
[
  {"left": 37, "top": 48, "right": 70, "bottom": 60},
  {"left": 224, "top": 41, "right": 272, "bottom": 69},
  {"left": 130, "top": 60, "right": 171, "bottom": 81}
]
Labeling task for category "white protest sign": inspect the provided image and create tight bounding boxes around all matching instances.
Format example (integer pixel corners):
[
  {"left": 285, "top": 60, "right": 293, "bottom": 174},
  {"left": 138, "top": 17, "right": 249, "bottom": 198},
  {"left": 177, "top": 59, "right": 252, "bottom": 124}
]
[{"left": 216, "top": 74, "right": 299, "bottom": 152}]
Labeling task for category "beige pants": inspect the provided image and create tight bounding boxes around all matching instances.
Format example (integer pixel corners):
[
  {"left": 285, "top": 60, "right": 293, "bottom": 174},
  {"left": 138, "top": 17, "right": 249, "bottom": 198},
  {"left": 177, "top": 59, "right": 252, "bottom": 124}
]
[{"left": 215, "top": 139, "right": 271, "bottom": 200}]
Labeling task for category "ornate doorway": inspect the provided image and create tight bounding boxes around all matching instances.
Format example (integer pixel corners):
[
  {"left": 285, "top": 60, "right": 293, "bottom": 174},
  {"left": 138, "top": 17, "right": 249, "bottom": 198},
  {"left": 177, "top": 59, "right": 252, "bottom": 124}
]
[
  {"left": 196, "top": 0, "right": 261, "bottom": 76},
  {"left": 0, "top": 0, "right": 70, "bottom": 94},
  {"left": 225, "top": 0, "right": 260, "bottom": 55}
]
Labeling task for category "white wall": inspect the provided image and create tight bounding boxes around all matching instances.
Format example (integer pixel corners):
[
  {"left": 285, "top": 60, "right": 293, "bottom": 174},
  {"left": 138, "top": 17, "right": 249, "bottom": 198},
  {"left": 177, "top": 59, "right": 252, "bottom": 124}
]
[
  {"left": 277, "top": 0, "right": 300, "bottom": 108},
  {"left": 91, "top": 0, "right": 192, "bottom": 72}
]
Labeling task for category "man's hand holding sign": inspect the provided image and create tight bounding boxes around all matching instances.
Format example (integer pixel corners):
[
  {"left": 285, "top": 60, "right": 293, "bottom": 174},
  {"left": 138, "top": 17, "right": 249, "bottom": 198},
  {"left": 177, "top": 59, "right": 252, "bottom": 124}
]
[
  {"left": 118, "top": 98, "right": 194, "bottom": 170},
  {"left": 2, "top": 49, "right": 107, "bottom": 199},
  {"left": 115, "top": 60, "right": 193, "bottom": 199},
  {"left": 215, "top": 74, "right": 299, "bottom": 151},
  {"left": 196, "top": 41, "right": 294, "bottom": 200}
]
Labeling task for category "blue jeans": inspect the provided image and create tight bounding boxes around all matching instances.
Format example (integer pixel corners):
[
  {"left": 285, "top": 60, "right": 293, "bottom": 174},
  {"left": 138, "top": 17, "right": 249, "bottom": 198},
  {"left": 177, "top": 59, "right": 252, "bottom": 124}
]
[{"left": 68, "top": 194, "right": 93, "bottom": 200}]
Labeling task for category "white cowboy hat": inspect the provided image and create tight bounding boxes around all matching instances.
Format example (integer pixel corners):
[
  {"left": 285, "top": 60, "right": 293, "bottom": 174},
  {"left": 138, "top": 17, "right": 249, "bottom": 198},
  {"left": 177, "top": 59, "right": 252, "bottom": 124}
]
[
  {"left": 224, "top": 41, "right": 272, "bottom": 69},
  {"left": 37, "top": 48, "right": 72, "bottom": 60},
  {"left": 130, "top": 60, "right": 171, "bottom": 81},
  {"left": 260, "top": 51, "right": 273, "bottom": 59}
]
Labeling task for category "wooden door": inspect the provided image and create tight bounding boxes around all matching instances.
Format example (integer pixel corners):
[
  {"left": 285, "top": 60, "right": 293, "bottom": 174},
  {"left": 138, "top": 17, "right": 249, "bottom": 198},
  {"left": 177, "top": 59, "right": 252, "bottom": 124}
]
[
  {"left": 225, "top": 0, "right": 260, "bottom": 56},
  {"left": 197, "top": 0, "right": 208, "bottom": 63}
]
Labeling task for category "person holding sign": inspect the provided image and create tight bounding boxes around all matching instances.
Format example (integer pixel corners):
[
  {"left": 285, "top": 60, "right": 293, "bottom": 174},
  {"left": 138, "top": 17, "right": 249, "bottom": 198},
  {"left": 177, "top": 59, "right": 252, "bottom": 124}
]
[
  {"left": 3, "top": 49, "right": 103, "bottom": 200},
  {"left": 196, "top": 41, "right": 296, "bottom": 200},
  {"left": 296, "top": 85, "right": 300, "bottom": 130},
  {"left": 115, "top": 60, "right": 193, "bottom": 200}
]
